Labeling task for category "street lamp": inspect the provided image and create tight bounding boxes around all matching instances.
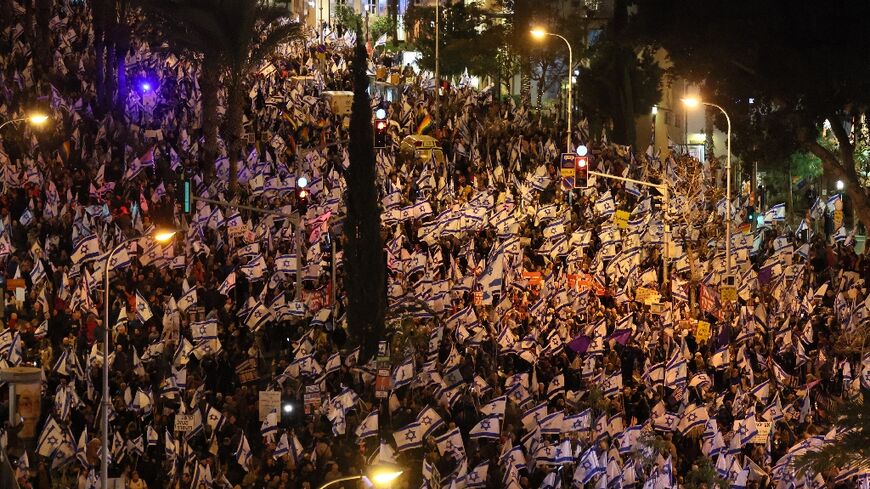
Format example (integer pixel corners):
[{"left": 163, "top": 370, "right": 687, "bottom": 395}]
[
  {"left": 531, "top": 28, "right": 573, "bottom": 153},
  {"left": 681, "top": 97, "right": 733, "bottom": 282},
  {"left": 317, "top": 464, "right": 404, "bottom": 489},
  {"left": 0, "top": 113, "right": 49, "bottom": 131},
  {"left": 101, "top": 228, "right": 176, "bottom": 489}
]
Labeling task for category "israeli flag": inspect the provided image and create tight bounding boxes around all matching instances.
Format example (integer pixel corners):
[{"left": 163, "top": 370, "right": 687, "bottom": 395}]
[
  {"left": 355, "top": 410, "right": 378, "bottom": 440},
  {"left": 763, "top": 203, "right": 786, "bottom": 223},
  {"left": 469, "top": 414, "right": 501, "bottom": 440}
]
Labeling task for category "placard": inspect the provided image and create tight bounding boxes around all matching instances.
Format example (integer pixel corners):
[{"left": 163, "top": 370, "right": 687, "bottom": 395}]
[
  {"left": 635, "top": 287, "right": 660, "bottom": 304},
  {"left": 522, "top": 271, "right": 542, "bottom": 287},
  {"left": 719, "top": 285, "right": 737, "bottom": 303},
  {"left": 174, "top": 414, "right": 195, "bottom": 432},
  {"left": 304, "top": 385, "right": 322, "bottom": 414},
  {"left": 235, "top": 358, "right": 259, "bottom": 384},
  {"left": 259, "top": 390, "right": 282, "bottom": 421},
  {"left": 473, "top": 291, "right": 483, "bottom": 306},
  {"left": 695, "top": 321, "right": 711, "bottom": 342},
  {"left": 752, "top": 421, "right": 772, "bottom": 443},
  {"left": 613, "top": 210, "right": 630, "bottom": 229}
]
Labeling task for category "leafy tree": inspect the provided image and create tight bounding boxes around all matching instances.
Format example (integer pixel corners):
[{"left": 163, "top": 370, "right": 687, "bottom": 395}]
[
  {"left": 333, "top": 4, "right": 362, "bottom": 34},
  {"left": 576, "top": 0, "right": 662, "bottom": 146},
  {"left": 627, "top": 0, "right": 870, "bottom": 229},
  {"left": 136, "top": 0, "right": 300, "bottom": 185},
  {"left": 683, "top": 457, "right": 730, "bottom": 489},
  {"left": 404, "top": 2, "right": 492, "bottom": 78},
  {"left": 343, "top": 34, "right": 386, "bottom": 363}
]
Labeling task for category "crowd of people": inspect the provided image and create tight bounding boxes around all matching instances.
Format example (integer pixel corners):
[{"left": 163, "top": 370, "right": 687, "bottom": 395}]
[{"left": 0, "top": 1, "right": 868, "bottom": 489}]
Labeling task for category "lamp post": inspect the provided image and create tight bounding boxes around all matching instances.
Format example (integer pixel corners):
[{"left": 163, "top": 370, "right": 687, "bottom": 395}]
[
  {"left": 101, "top": 229, "right": 175, "bottom": 489},
  {"left": 530, "top": 28, "right": 573, "bottom": 153},
  {"left": 682, "top": 97, "right": 732, "bottom": 281},
  {"left": 317, "top": 465, "right": 403, "bottom": 489},
  {"left": 0, "top": 113, "right": 49, "bottom": 131}
]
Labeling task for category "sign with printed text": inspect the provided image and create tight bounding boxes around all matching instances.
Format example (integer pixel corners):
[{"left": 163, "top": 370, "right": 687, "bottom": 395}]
[
  {"left": 258, "top": 391, "right": 282, "bottom": 421},
  {"left": 719, "top": 285, "right": 737, "bottom": 303},
  {"left": 560, "top": 153, "right": 576, "bottom": 190},
  {"left": 568, "top": 273, "right": 607, "bottom": 296},
  {"left": 752, "top": 421, "right": 772, "bottom": 443},
  {"left": 303, "top": 385, "right": 322, "bottom": 414},
  {"left": 174, "top": 414, "right": 195, "bottom": 433},
  {"left": 522, "top": 271, "right": 543, "bottom": 287},
  {"left": 375, "top": 341, "right": 391, "bottom": 399},
  {"left": 834, "top": 209, "right": 844, "bottom": 229},
  {"left": 473, "top": 291, "right": 483, "bottom": 306},
  {"left": 613, "top": 210, "right": 630, "bottom": 229},
  {"left": 695, "top": 321, "right": 711, "bottom": 342},
  {"left": 635, "top": 287, "right": 660, "bottom": 304}
]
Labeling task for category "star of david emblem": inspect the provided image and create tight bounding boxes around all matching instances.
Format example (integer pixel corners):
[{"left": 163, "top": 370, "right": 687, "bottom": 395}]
[
  {"left": 137, "top": 303, "right": 145, "bottom": 311},
  {"left": 467, "top": 472, "right": 478, "bottom": 482},
  {"left": 405, "top": 431, "right": 416, "bottom": 441},
  {"left": 110, "top": 258, "right": 117, "bottom": 267},
  {"left": 209, "top": 414, "right": 218, "bottom": 422},
  {"left": 665, "top": 415, "right": 674, "bottom": 425},
  {"left": 687, "top": 413, "right": 697, "bottom": 422},
  {"left": 253, "top": 311, "right": 262, "bottom": 319},
  {"left": 737, "top": 426, "right": 748, "bottom": 436},
  {"left": 446, "top": 441, "right": 454, "bottom": 450},
  {"left": 582, "top": 462, "right": 592, "bottom": 471},
  {"left": 480, "top": 420, "right": 490, "bottom": 430},
  {"left": 47, "top": 436, "right": 58, "bottom": 446},
  {"left": 553, "top": 378, "right": 561, "bottom": 387},
  {"left": 420, "top": 416, "right": 432, "bottom": 426},
  {"left": 198, "top": 326, "right": 207, "bottom": 336},
  {"left": 543, "top": 447, "right": 552, "bottom": 456},
  {"left": 573, "top": 420, "right": 583, "bottom": 430},
  {"left": 148, "top": 251, "right": 157, "bottom": 259}
]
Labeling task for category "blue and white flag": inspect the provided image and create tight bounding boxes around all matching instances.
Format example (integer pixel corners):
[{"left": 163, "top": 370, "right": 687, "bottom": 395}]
[
  {"left": 763, "top": 203, "right": 786, "bottom": 223},
  {"left": 573, "top": 447, "right": 604, "bottom": 485},
  {"left": 135, "top": 290, "right": 153, "bottom": 322},
  {"left": 393, "top": 422, "right": 424, "bottom": 451},
  {"left": 469, "top": 414, "right": 501, "bottom": 440},
  {"left": 355, "top": 410, "right": 378, "bottom": 440}
]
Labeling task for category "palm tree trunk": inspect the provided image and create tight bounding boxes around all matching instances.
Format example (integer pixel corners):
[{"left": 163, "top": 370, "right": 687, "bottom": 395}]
[
  {"left": 34, "top": 0, "right": 52, "bottom": 80},
  {"left": 225, "top": 72, "right": 247, "bottom": 190},
  {"left": 200, "top": 56, "right": 220, "bottom": 179},
  {"left": 93, "top": 0, "right": 106, "bottom": 115},
  {"left": 344, "top": 35, "right": 386, "bottom": 364}
]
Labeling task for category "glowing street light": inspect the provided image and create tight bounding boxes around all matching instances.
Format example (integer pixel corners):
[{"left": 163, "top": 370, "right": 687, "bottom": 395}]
[
  {"left": 0, "top": 113, "right": 49, "bottom": 131},
  {"left": 317, "top": 464, "right": 404, "bottom": 488}
]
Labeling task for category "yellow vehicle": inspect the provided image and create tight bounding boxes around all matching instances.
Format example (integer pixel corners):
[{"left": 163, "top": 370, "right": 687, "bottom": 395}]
[{"left": 400, "top": 135, "right": 444, "bottom": 165}]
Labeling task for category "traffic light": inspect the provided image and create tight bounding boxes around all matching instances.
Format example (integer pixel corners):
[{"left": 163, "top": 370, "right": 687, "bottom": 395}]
[
  {"left": 746, "top": 206, "right": 755, "bottom": 223},
  {"left": 574, "top": 155, "right": 589, "bottom": 188},
  {"left": 296, "top": 187, "right": 309, "bottom": 212},
  {"left": 374, "top": 108, "right": 388, "bottom": 149}
]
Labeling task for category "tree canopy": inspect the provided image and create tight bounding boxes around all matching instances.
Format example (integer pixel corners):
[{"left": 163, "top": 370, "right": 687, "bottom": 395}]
[{"left": 627, "top": 0, "right": 870, "bottom": 228}]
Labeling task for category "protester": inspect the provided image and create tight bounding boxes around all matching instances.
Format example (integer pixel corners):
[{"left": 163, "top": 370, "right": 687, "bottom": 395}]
[{"left": 0, "top": 2, "right": 867, "bottom": 489}]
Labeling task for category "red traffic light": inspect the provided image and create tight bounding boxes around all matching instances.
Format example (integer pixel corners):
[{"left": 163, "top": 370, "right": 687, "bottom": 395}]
[
  {"left": 376, "top": 121, "right": 388, "bottom": 131},
  {"left": 298, "top": 188, "right": 309, "bottom": 199}
]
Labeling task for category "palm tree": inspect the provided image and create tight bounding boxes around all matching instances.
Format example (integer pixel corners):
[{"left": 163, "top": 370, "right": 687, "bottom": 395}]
[
  {"left": 136, "top": 0, "right": 300, "bottom": 184},
  {"left": 794, "top": 392, "right": 870, "bottom": 478}
]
